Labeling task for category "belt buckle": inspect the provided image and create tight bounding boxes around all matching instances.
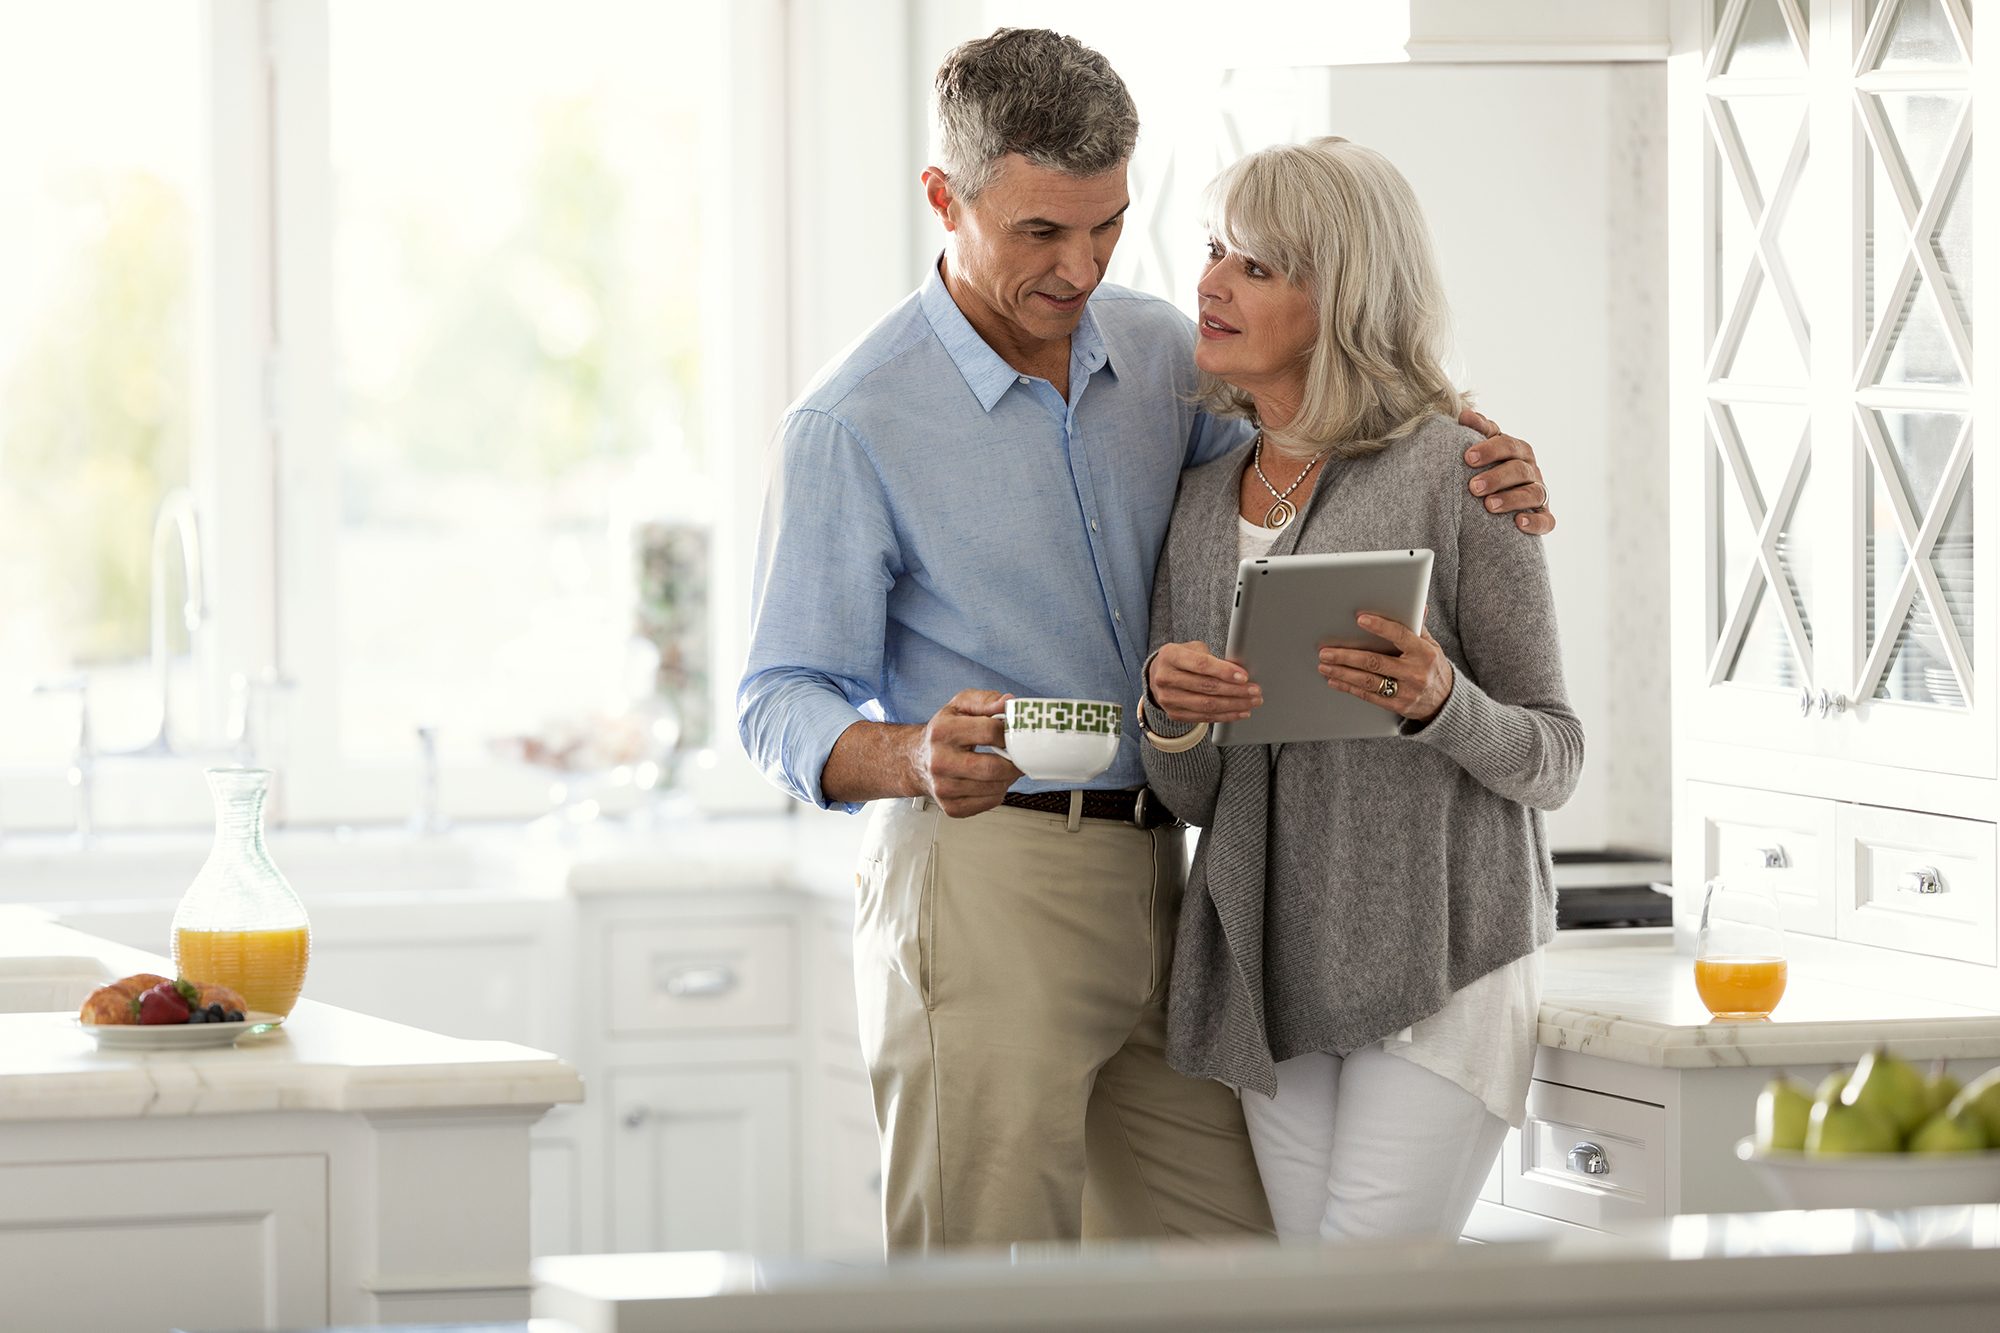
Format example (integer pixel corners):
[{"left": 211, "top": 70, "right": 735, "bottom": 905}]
[{"left": 1131, "top": 787, "right": 1149, "bottom": 828}]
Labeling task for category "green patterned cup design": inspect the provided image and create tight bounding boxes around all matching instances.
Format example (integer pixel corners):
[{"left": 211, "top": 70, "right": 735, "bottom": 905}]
[{"left": 999, "top": 698, "right": 1122, "bottom": 781}]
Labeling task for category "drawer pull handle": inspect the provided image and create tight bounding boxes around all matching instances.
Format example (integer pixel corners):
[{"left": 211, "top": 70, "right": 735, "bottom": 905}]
[
  {"left": 659, "top": 964, "right": 739, "bottom": 998},
  {"left": 1898, "top": 868, "right": 1944, "bottom": 896},
  {"left": 1750, "top": 846, "right": 1788, "bottom": 871},
  {"left": 1566, "top": 1142, "right": 1610, "bottom": 1176}
]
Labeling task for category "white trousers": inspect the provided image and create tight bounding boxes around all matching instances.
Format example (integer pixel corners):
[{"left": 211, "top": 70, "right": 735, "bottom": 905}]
[{"left": 1239, "top": 1045, "right": 1509, "bottom": 1243}]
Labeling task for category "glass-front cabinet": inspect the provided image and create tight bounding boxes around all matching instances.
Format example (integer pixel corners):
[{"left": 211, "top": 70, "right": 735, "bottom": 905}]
[{"left": 1679, "top": 0, "right": 1990, "bottom": 778}]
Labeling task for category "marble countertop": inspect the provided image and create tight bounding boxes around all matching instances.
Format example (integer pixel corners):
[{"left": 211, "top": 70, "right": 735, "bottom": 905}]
[
  {"left": 532, "top": 1204, "right": 2000, "bottom": 1333},
  {"left": 1540, "top": 936, "right": 2000, "bottom": 1068},
  {"left": 0, "top": 910, "right": 583, "bottom": 1122}
]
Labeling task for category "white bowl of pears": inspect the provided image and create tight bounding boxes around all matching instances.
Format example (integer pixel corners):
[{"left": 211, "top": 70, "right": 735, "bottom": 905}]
[{"left": 1735, "top": 1048, "right": 2000, "bottom": 1209}]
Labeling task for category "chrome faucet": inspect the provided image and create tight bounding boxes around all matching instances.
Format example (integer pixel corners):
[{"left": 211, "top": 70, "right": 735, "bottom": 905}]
[{"left": 138, "top": 487, "right": 209, "bottom": 755}]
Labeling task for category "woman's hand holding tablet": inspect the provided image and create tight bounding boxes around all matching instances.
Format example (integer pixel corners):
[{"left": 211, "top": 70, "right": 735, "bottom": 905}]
[{"left": 1212, "top": 549, "right": 1436, "bottom": 747}]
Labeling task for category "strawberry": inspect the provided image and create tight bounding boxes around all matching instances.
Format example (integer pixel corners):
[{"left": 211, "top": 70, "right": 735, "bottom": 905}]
[{"left": 138, "top": 982, "right": 192, "bottom": 1025}]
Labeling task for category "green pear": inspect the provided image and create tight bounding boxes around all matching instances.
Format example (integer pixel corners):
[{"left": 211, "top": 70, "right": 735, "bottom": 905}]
[
  {"left": 1943, "top": 1067, "right": 2000, "bottom": 1145},
  {"left": 1815, "top": 1068, "right": 1851, "bottom": 1106},
  {"left": 1842, "top": 1046, "right": 1930, "bottom": 1139},
  {"left": 1806, "top": 1098, "right": 1900, "bottom": 1155},
  {"left": 1755, "top": 1075, "right": 1814, "bottom": 1153},
  {"left": 1920, "top": 1060, "right": 1963, "bottom": 1122},
  {"left": 1908, "top": 1105, "right": 1988, "bottom": 1154}
]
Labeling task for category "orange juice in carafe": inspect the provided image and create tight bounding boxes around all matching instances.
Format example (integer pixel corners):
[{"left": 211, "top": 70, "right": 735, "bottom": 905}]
[
  {"left": 1694, "top": 955, "right": 1787, "bottom": 1018},
  {"left": 174, "top": 925, "right": 311, "bottom": 1017},
  {"left": 170, "top": 768, "right": 311, "bottom": 1019}
]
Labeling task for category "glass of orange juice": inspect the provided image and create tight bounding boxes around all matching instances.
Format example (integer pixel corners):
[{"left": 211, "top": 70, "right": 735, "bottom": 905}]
[{"left": 1694, "top": 875, "right": 1787, "bottom": 1019}]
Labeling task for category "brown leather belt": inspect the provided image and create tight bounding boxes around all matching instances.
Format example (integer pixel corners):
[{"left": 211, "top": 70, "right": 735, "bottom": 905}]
[{"left": 1000, "top": 787, "right": 1178, "bottom": 829}]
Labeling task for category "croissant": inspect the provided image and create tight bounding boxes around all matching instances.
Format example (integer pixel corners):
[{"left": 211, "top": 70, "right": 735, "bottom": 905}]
[
  {"left": 192, "top": 982, "right": 248, "bottom": 1015},
  {"left": 77, "top": 972, "right": 171, "bottom": 1026}
]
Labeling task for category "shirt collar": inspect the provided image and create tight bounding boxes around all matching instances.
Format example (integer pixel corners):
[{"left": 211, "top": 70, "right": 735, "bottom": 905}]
[{"left": 919, "top": 256, "right": 1116, "bottom": 412}]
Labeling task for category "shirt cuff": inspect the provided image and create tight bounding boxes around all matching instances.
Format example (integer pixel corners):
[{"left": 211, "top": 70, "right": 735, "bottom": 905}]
[{"left": 788, "top": 697, "right": 875, "bottom": 814}]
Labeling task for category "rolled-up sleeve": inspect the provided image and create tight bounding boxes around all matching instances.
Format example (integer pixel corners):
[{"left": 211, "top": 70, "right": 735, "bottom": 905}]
[{"left": 737, "top": 408, "right": 900, "bottom": 813}]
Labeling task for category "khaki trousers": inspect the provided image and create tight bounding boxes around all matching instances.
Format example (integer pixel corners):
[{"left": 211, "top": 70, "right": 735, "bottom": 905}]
[{"left": 853, "top": 796, "right": 1275, "bottom": 1254}]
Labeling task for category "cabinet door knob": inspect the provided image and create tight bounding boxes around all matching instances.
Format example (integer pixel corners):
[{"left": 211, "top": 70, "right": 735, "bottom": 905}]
[
  {"left": 658, "top": 964, "right": 739, "bottom": 998},
  {"left": 623, "top": 1106, "right": 652, "bottom": 1130},
  {"left": 1798, "top": 686, "right": 1816, "bottom": 717},
  {"left": 1898, "top": 867, "right": 1944, "bottom": 895},
  {"left": 1566, "top": 1142, "right": 1610, "bottom": 1176},
  {"left": 1816, "top": 690, "right": 1849, "bottom": 719},
  {"left": 1749, "top": 846, "right": 1788, "bottom": 870}
]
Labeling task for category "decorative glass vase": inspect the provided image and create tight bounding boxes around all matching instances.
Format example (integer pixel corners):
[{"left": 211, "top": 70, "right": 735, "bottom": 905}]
[{"left": 169, "top": 767, "right": 311, "bottom": 1017}]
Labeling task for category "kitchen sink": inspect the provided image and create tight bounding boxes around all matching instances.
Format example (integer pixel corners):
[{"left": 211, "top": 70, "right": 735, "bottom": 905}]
[
  {"left": 0, "top": 825, "right": 556, "bottom": 906},
  {"left": 0, "top": 955, "right": 113, "bottom": 1014}
]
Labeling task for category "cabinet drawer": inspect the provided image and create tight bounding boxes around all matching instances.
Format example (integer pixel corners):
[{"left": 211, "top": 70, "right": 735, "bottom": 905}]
[
  {"left": 1683, "top": 781, "right": 1835, "bottom": 937},
  {"left": 1837, "top": 806, "right": 1997, "bottom": 966},
  {"left": 605, "top": 918, "right": 798, "bottom": 1036},
  {"left": 1501, "top": 1080, "right": 1665, "bottom": 1233}
]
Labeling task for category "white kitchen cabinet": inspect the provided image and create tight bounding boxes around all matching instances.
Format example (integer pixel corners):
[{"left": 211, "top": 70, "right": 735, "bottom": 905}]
[
  {"left": 1468, "top": 1044, "right": 2000, "bottom": 1242},
  {"left": 1682, "top": 779, "right": 1838, "bottom": 936},
  {"left": 0, "top": 1153, "right": 329, "bottom": 1333},
  {"left": 1674, "top": 0, "right": 1991, "bottom": 774},
  {"left": 1671, "top": 0, "right": 1999, "bottom": 1003},
  {"left": 1837, "top": 802, "right": 1997, "bottom": 965},
  {"left": 49, "top": 892, "right": 585, "bottom": 1262},
  {"left": 608, "top": 1066, "right": 797, "bottom": 1254}
]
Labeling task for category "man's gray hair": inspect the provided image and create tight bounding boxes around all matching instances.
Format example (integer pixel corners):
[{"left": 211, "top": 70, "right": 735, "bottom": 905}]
[{"left": 931, "top": 28, "right": 1138, "bottom": 200}]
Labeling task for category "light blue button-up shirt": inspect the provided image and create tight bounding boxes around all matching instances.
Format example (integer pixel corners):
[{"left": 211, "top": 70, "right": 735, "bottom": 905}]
[{"left": 738, "top": 262, "right": 1252, "bottom": 812}]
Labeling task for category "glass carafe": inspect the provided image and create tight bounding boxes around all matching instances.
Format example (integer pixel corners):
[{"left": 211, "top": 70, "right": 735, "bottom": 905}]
[
  {"left": 1694, "top": 873, "right": 1787, "bottom": 1020},
  {"left": 170, "top": 767, "right": 311, "bottom": 1017}
]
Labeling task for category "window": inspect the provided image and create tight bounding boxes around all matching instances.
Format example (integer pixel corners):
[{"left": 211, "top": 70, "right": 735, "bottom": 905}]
[
  {"left": 0, "top": 2, "right": 204, "bottom": 765},
  {"left": 2, "top": 0, "right": 783, "bottom": 832}
]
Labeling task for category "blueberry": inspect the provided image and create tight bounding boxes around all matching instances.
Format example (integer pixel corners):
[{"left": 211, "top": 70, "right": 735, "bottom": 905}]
[
  {"left": 187, "top": 1008, "right": 208, "bottom": 1023},
  {"left": 207, "top": 1003, "right": 226, "bottom": 1022},
  {"left": 225, "top": 1009, "right": 246, "bottom": 1023}
]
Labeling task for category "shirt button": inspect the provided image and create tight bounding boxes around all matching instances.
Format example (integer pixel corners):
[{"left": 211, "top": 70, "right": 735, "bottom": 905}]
[
  {"left": 1090, "top": 519, "right": 1099, "bottom": 532},
  {"left": 1114, "top": 610, "right": 1123, "bottom": 622},
  {"left": 1018, "top": 375, "right": 1031, "bottom": 385}
]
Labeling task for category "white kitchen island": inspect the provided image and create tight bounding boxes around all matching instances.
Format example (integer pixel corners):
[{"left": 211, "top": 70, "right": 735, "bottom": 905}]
[
  {"left": 533, "top": 1204, "right": 2000, "bottom": 1333},
  {"left": 0, "top": 909, "right": 583, "bottom": 1333},
  {"left": 1466, "top": 935, "right": 2000, "bottom": 1238}
]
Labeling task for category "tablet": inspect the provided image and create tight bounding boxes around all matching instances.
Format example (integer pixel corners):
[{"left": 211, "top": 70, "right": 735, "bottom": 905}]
[{"left": 1210, "top": 548, "right": 1434, "bottom": 747}]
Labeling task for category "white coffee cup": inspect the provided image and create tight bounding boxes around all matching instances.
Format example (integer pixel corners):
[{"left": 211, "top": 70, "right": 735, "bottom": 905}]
[{"left": 995, "top": 697, "right": 1122, "bottom": 781}]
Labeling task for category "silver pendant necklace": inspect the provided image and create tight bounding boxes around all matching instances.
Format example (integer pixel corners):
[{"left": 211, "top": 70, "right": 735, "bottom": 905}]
[{"left": 1252, "top": 432, "right": 1323, "bottom": 529}]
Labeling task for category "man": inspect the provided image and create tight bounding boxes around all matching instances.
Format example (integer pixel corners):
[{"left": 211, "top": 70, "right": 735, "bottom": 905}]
[{"left": 739, "top": 28, "right": 1553, "bottom": 1254}]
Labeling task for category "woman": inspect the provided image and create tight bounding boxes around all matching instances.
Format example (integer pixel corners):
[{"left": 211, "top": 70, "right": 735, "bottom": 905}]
[{"left": 1138, "top": 136, "right": 1582, "bottom": 1243}]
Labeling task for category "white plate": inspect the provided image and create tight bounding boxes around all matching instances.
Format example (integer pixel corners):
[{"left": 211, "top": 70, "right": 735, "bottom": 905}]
[
  {"left": 78, "top": 1012, "right": 284, "bottom": 1050},
  {"left": 1734, "top": 1136, "right": 2000, "bottom": 1209}
]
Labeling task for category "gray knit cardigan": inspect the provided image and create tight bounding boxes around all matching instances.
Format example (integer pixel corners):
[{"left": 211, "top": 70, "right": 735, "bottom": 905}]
[{"left": 1142, "top": 414, "right": 1583, "bottom": 1098}]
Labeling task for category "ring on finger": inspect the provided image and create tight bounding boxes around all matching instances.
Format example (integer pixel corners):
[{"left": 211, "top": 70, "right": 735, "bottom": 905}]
[{"left": 1376, "top": 675, "right": 1398, "bottom": 699}]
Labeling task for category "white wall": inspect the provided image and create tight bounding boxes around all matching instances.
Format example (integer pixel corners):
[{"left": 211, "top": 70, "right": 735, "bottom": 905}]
[{"left": 1313, "top": 63, "right": 1671, "bottom": 853}]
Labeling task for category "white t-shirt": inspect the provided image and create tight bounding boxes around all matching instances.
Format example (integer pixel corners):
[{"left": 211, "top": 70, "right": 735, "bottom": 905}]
[{"left": 1237, "top": 515, "right": 1542, "bottom": 1126}]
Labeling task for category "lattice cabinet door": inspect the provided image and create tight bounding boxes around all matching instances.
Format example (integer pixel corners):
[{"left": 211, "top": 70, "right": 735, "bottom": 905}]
[
  {"left": 1833, "top": 0, "right": 1990, "bottom": 775},
  {"left": 1677, "top": 0, "right": 1990, "bottom": 776}
]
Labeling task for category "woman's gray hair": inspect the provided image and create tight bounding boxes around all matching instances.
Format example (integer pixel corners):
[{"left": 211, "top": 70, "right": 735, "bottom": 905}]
[
  {"left": 931, "top": 28, "right": 1139, "bottom": 200},
  {"left": 1195, "top": 136, "right": 1467, "bottom": 459}
]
